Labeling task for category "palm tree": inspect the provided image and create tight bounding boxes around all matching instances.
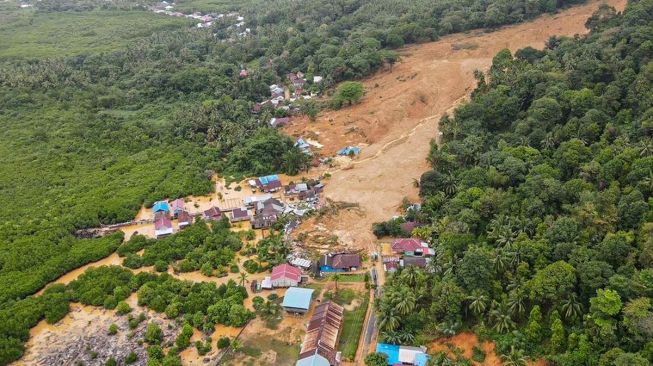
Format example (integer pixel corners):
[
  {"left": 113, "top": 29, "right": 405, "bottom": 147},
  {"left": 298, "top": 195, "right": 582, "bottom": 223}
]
[
  {"left": 238, "top": 272, "right": 248, "bottom": 287},
  {"left": 507, "top": 291, "right": 526, "bottom": 319},
  {"left": 378, "top": 309, "right": 401, "bottom": 332},
  {"left": 490, "top": 301, "right": 515, "bottom": 333},
  {"left": 560, "top": 293, "right": 583, "bottom": 321},
  {"left": 467, "top": 290, "right": 489, "bottom": 316},
  {"left": 501, "top": 346, "right": 528, "bottom": 366},
  {"left": 400, "top": 266, "right": 419, "bottom": 286},
  {"left": 331, "top": 273, "right": 341, "bottom": 293},
  {"left": 394, "top": 290, "right": 417, "bottom": 316},
  {"left": 380, "top": 331, "right": 402, "bottom": 344},
  {"left": 398, "top": 330, "right": 415, "bottom": 344}
]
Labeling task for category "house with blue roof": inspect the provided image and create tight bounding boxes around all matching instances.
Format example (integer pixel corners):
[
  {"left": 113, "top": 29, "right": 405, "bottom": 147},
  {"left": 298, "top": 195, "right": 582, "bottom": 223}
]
[
  {"left": 375, "top": 343, "right": 430, "bottom": 366},
  {"left": 281, "top": 287, "right": 314, "bottom": 313},
  {"left": 152, "top": 201, "right": 170, "bottom": 215}
]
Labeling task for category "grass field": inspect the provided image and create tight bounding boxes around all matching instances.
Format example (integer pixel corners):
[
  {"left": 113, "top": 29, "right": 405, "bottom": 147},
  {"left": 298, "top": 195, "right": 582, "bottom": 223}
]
[
  {"left": 338, "top": 292, "right": 370, "bottom": 361},
  {"left": 0, "top": 9, "right": 192, "bottom": 58}
]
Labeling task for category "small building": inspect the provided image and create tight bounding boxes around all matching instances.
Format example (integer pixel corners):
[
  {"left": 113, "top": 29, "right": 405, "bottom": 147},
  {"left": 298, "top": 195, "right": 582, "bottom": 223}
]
[
  {"left": 296, "top": 301, "right": 344, "bottom": 366},
  {"left": 383, "top": 258, "right": 399, "bottom": 273},
  {"left": 203, "top": 207, "right": 222, "bottom": 221},
  {"left": 239, "top": 69, "right": 249, "bottom": 78},
  {"left": 401, "top": 256, "right": 428, "bottom": 268},
  {"left": 313, "top": 76, "right": 323, "bottom": 84},
  {"left": 336, "top": 146, "right": 361, "bottom": 156},
  {"left": 171, "top": 198, "right": 185, "bottom": 217},
  {"left": 320, "top": 253, "right": 361, "bottom": 273},
  {"left": 391, "top": 238, "right": 434, "bottom": 257},
  {"left": 375, "top": 343, "right": 430, "bottom": 366},
  {"left": 154, "top": 212, "right": 173, "bottom": 238},
  {"left": 152, "top": 201, "right": 170, "bottom": 215},
  {"left": 178, "top": 211, "right": 193, "bottom": 229},
  {"left": 271, "top": 263, "right": 302, "bottom": 287},
  {"left": 261, "top": 276, "right": 273, "bottom": 290},
  {"left": 229, "top": 207, "right": 250, "bottom": 223},
  {"left": 282, "top": 287, "right": 314, "bottom": 313}
]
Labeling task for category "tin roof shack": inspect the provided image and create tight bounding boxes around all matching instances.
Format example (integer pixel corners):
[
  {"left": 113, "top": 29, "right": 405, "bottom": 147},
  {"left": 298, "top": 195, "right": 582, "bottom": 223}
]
[
  {"left": 282, "top": 287, "right": 314, "bottom": 313},
  {"left": 401, "top": 256, "right": 429, "bottom": 269},
  {"left": 178, "top": 211, "right": 193, "bottom": 229},
  {"left": 296, "top": 301, "right": 344, "bottom": 366},
  {"left": 320, "top": 253, "right": 361, "bottom": 273},
  {"left": 154, "top": 212, "right": 173, "bottom": 238},
  {"left": 271, "top": 263, "right": 302, "bottom": 288},
  {"left": 256, "top": 174, "right": 282, "bottom": 192}
]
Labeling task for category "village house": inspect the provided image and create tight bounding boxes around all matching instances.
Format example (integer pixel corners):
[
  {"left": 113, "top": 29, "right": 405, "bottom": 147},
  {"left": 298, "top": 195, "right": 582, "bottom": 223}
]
[
  {"left": 320, "top": 253, "right": 361, "bottom": 273},
  {"left": 391, "top": 238, "right": 434, "bottom": 257},
  {"left": 154, "top": 212, "right": 173, "bottom": 238},
  {"left": 229, "top": 207, "right": 250, "bottom": 223},
  {"left": 239, "top": 69, "right": 249, "bottom": 78},
  {"left": 255, "top": 174, "right": 282, "bottom": 192},
  {"left": 152, "top": 200, "right": 170, "bottom": 215},
  {"left": 177, "top": 210, "right": 193, "bottom": 229},
  {"left": 171, "top": 198, "right": 185, "bottom": 217},
  {"left": 251, "top": 198, "right": 284, "bottom": 229},
  {"left": 203, "top": 207, "right": 222, "bottom": 221},
  {"left": 270, "top": 263, "right": 302, "bottom": 287},
  {"left": 296, "top": 301, "right": 344, "bottom": 366},
  {"left": 281, "top": 287, "right": 314, "bottom": 313}
]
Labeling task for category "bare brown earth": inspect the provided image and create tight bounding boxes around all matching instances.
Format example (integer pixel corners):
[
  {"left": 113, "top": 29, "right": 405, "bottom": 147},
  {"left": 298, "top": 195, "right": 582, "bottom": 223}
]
[{"left": 289, "top": 0, "right": 627, "bottom": 255}]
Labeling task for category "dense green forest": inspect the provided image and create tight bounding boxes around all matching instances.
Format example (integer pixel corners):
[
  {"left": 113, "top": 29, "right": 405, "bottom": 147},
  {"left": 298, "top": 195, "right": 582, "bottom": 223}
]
[
  {"left": 0, "top": 0, "right": 601, "bottom": 363},
  {"left": 374, "top": 1, "right": 653, "bottom": 365}
]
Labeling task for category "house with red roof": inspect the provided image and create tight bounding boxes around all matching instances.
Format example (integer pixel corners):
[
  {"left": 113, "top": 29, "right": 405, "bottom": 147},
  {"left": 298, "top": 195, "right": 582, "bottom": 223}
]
[
  {"left": 271, "top": 263, "right": 302, "bottom": 287},
  {"left": 391, "top": 238, "right": 434, "bottom": 257},
  {"left": 229, "top": 207, "right": 250, "bottom": 223},
  {"left": 154, "top": 212, "right": 173, "bottom": 238}
]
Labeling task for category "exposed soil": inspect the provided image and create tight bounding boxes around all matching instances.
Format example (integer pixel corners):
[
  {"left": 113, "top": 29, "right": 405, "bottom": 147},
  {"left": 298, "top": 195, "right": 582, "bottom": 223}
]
[{"left": 289, "top": 0, "right": 627, "bottom": 255}]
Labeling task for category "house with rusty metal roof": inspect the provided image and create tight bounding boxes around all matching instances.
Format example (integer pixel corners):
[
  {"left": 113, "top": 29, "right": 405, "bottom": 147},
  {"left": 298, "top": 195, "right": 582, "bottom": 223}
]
[
  {"left": 319, "top": 253, "right": 361, "bottom": 273},
  {"left": 296, "top": 301, "right": 344, "bottom": 366}
]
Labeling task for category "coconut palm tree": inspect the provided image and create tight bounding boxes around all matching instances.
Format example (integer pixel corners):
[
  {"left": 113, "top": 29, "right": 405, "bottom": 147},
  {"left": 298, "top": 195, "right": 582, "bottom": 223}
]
[
  {"left": 507, "top": 290, "right": 527, "bottom": 319},
  {"left": 394, "top": 290, "right": 417, "bottom": 316},
  {"left": 331, "top": 273, "right": 341, "bottom": 293},
  {"left": 238, "top": 272, "right": 248, "bottom": 287},
  {"left": 560, "top": 293, "right": 583, "bottom": 321},
  {"left": 501, "top": 346, "right": 528, "bottom": 366},
  {"left": 378, "top": 309, "right": 401, "bottom": 332},
  {"left": 490, "top": 301, "right": 515, "bottom": 333},
  {"left": 467, "top": 290, "right": 489, "bottom": 316}
]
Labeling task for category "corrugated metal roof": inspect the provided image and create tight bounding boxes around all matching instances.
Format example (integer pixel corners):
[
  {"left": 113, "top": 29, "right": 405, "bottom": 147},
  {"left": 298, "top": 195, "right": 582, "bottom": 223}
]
[
  {"left": 298, "top": 301, "right": 344, "bottom": 365},
  {"left": 282, "top": 287, "right": 314, "bottom": 310}
]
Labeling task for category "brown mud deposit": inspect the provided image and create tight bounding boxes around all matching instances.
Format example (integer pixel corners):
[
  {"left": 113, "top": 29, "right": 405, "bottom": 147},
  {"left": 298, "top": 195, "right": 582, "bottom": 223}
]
[{"left": 289, "top": 0, "right": 627, "bottom": 255}]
